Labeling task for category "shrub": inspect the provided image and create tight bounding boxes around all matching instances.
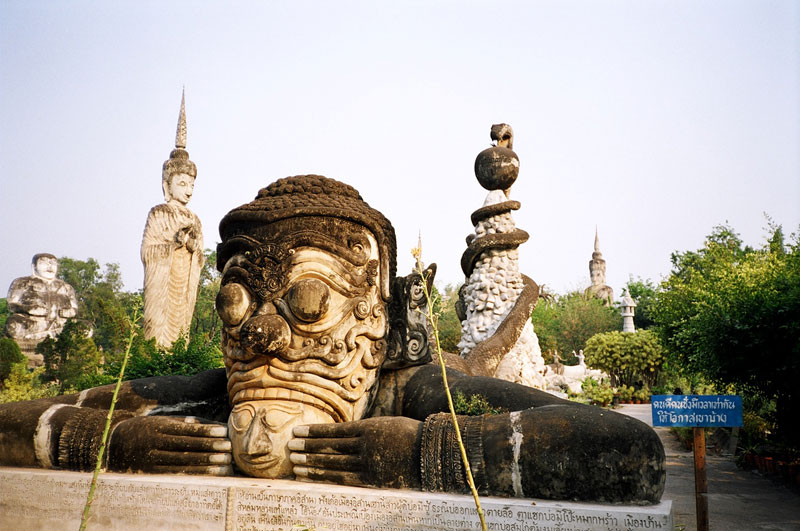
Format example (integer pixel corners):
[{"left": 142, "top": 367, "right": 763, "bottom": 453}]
[
  {"left": 581, "top": 377, "right": 614, "bottom": 407},
  {"left": 584, "top": 330, "right": 664, "bottom": 388}
]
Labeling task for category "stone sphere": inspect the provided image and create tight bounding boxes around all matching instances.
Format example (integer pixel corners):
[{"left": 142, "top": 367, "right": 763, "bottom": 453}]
[{"left": 474, "top": 146, "right": 519, "bottom": 191}]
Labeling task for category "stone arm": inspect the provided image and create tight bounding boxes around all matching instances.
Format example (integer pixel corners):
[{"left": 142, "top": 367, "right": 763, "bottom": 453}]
[
  {"left": 289, "top": 365, "right": 665, "bottom": 503},
  {"left": 6, "top": 278, "right": 47, "bottom": 316},
  {"left": 0, "top": 369, "right": 232, "bottom": 475},
  {"left": 56, "top": 282, "right": 79, "bottom": 319}
]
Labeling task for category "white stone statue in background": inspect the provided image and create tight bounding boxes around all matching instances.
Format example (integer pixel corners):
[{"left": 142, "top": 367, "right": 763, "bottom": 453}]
[
  {"left": 141, "top": 92, "right": 204, "bottom": 349},
  {"left": 584, "top": 228, "right": 614, "bottom": 306},
  {"left": 5, "top": 253, "right": 78, "bottom": 365}
]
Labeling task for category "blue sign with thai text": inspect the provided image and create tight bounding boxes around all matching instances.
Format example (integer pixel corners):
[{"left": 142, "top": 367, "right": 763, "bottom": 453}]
[{"left": 651, "top": 395, "right": 743, "bottom": 427}]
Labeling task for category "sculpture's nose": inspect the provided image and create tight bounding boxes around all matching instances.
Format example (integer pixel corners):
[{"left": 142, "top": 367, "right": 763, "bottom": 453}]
[
  {"left": 240, "top": 313, "right": 291, "bottom": 356},
  {"left": 243, "top": 409, "right": 272, "bottom": 456}
]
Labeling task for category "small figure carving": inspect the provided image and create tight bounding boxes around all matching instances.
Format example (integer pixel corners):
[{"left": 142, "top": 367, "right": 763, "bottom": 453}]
[
  {"left": 584, "top": 227, "right": 614, "bottom": 306},
  {"left": 141, "top": 91, "right": 204, "bottom": 348},
  {"left": 4, "top": 254, "right": 78, "bottom": 365}
]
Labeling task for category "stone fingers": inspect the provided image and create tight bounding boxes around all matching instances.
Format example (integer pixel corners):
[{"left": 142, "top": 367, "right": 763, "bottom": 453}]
[
  {"left": 287, "top": 436, "right": 360, "bottom": 455},
  {"left": 289, "top": 452, "right": 361, "bottom": 471},
  {"left": 155, "top": 434, "right": 232, "bottom": 453},
  {"left": 292, "top": 423, "right": 361, "bottom": 438},
  {"left": 149, "top": 449, "right": 232, "bottom": 466},
  {"left": 159, "top": 417, "right": 228, "bottom": 438}
]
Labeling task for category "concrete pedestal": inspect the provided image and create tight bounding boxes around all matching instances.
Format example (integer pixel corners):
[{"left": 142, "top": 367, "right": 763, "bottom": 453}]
[{"left": 0, "top": 467, "right": 672, "bottom": 530}]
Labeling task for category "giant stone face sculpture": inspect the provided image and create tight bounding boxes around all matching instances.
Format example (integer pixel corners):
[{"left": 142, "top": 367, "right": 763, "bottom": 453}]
[
  {"left": 141, "top": 92, "right": 204, "bottom": 348},
  {"left": 5, "top": 254, "right": 78, "bottom": 365},
  {"left": 216, "top": 177, "right": 395, "bottom": 477}
]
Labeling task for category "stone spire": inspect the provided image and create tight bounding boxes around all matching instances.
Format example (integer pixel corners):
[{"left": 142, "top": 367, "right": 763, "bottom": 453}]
[
  {"left": 175, "top": 88, "right": 187, "bottom": 149},
  {"left": 592, "top": 226, "right": 604, "bottom": 261},
  {"left": 161, "top": 89, "right": 196, "bottom": 182}
]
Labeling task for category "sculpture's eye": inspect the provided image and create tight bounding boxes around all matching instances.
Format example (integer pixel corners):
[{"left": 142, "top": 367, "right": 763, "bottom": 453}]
[
  {"left": 286, "top": 279, "right": 330, "bottom": 323},
  {"left": 216, "top": 282, "right": 252, "bottom": 326},
  {"left": 229, "top": 405, "right": 255, "bottom": 432}
]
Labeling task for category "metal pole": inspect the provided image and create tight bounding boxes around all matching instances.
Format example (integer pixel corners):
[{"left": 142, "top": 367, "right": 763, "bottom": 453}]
[{"left": 693, "top": 427, "right": 709, "bottom": 531}]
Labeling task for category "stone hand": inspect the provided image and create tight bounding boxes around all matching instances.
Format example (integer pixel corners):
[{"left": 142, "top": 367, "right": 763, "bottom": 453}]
[
  {"left": 174, "top": 228, "right": 190, "bottom": 247},
  {"left": 108, "top": 416, "right": 233, "bottom": 475},
  {"left": 288, "top": 416, "right": 421, "bottom": 489}
]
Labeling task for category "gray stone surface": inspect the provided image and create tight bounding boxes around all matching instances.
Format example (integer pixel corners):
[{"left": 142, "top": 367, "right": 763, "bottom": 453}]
[{"left": 0, "top": 467, "right": 673, "bottom": 530}]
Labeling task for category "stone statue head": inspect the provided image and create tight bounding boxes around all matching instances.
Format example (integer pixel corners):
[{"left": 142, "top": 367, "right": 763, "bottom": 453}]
[
  {"left": 162, "top": 150, "right": 197, "bottom": 205},
  {"left": 31, "top": 253, "right": 58, "bottom": 281},
  {"left": 161, "top": 91, "right": 197, "bottom": 205},
  {"left": 215, "top": 175, "right": 397, "bottom": 477}
]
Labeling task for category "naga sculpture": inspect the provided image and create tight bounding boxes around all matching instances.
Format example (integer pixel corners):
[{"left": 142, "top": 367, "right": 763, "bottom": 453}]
[
  {"left": 4, "top": 254, "right": 78, "bottom": 366},
  {"left": 141, "top": 92, "right": 204, "bottom": 348},
  {"left": 453, "top": 124, "right": 547, "bottom": 388},
  {"left": 0, "top": 172, "right": 665, "bottom": 504}
]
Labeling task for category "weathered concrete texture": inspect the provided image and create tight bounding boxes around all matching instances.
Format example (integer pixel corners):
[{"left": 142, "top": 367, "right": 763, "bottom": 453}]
[
  {"left": 617, "top": 404, "right": 800, "bottom": 530},
  {"left": 0, "top": 467, "right": 673, "bottom": 530}
]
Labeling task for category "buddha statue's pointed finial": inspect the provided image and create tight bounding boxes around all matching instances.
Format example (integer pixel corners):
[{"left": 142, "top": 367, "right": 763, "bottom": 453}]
[
  {"left": 594, "top": 226, "right": 600, "bottom": 253},
  {"left": 175, "top": 88, "right": 187, "bottom": 149}
]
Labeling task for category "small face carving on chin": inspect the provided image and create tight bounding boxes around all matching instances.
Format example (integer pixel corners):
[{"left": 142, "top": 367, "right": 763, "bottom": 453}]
[{"left": 228, "top": 400, "right": 333, "bottom": 478}]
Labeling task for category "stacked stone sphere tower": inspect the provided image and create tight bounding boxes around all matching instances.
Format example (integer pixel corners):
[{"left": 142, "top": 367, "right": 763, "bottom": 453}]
[{"left": 456, "top": 124, "right": 547, "bottom": 388}]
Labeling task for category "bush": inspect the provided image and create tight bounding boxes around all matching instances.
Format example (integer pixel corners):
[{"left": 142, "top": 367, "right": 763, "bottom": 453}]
[
  {"left": 452, "top": 390, "right": 506, "bottom": 416},
  {"left": 581, "top": 377, "right": 614, "bottom": 407},
  {"left": 584, "top": 330, "right": 664, "bottom": 388},
  {"left": 123, "top": 332, "right": 223, "bottom": 380},
  {"left": 0, "top": 363, "right": 58, "bottom": 403}
]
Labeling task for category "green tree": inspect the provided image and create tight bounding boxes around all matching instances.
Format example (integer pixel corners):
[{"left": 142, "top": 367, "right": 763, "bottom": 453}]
[
  {"left": 624, "top": 276, "right": 658, "bottom": 330},
  {"left": 191, "top": 249, "right": 222, "bottom": 339},
  {"left": 653, "top": 223, "right": 800, "bottom": 446},
  {"left": 531, "top": 291, "right": 622, "bottom": 358},
  {"left": 37, "top": 320, "right": 109, "bottom": 393},
  {"left": 0, "top": 298, "right": 9, "bottom": 331},
  {"left": 583, "top": 330, "right": 664, "bottom": 388},
  {"left": 0, "top": 337, "right": 25, "bottom": 384},
  {"left": 435, "top": 283, "right": 462, "bottom": 354},
  {"left": 57, "top": 257, "right": 139, "bottom": 357}
]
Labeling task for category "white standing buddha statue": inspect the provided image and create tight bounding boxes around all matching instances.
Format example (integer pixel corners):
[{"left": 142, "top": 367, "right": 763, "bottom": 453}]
[{"left": 141, "top": 91, "right": 204, "bottom": 349}]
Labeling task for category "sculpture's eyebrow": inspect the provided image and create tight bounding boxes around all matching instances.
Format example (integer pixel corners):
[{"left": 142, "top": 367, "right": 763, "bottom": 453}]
[{"left": 286, "top": 252, "right": 368, "bottom": 297}]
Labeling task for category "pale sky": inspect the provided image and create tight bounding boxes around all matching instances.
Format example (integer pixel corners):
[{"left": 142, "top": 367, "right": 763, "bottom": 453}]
[{"left": 1, "top": 1, "right": 798, "bottom": 299}]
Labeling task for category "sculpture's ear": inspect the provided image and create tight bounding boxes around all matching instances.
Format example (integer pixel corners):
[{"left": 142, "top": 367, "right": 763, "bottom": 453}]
[
  {"left": 162, "top": 174, "right": 172, "bottom": 202},
  {"left": 382, "top": 269, "right": 435, "bottom": 370}
]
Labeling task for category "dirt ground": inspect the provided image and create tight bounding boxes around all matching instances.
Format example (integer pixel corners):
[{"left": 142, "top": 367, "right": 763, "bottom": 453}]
[{"left": 616, "top": 404, "right": 800, "bottom": 531}]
